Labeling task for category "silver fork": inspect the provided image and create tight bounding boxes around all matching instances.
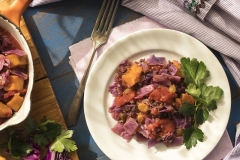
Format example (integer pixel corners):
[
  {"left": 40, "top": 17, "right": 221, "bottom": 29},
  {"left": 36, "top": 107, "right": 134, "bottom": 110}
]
[{"left": 65, "top": 0, "right": 119, "bottom": 126}]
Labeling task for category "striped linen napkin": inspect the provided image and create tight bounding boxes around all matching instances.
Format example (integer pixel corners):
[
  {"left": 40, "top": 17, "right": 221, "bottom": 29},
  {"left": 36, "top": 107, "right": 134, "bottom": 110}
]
[
  {"left": 121, "top": 0, "right": 240, "bottom": 87},
  {"left": 224, "top": 123, "right": 240, "bottom": 160},
  {"left": 29, "top": 0, "right": 61, "bottom": 7}
]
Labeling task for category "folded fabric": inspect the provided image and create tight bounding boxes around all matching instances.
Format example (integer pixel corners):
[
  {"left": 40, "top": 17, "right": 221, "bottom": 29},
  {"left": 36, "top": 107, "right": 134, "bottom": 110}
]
[
  {"left": 69, "top": 17, "right": 167, "bottom": 81},
  {"left": 68, "top": 16, "right": 233, "bottom": 160},
  {"left": 121, "top": 0, "right": 240, "bottom": 87},
  {"left": 224, "top": 123, "right": 240, "bottom": 160},
  {"left": 29, "top": 0, "right": 62, "bottom": 7}
]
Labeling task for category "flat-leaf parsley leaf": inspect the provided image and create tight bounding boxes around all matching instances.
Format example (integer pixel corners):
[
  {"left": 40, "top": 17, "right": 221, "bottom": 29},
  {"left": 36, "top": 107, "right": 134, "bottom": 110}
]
[
  {"left": 179, "top": 102, "right": 196, "bottom": 116},
  {"left": 180, "top": 57, "right": 223, "bottom": 149},
  {"left": 50, "top": 130, "right": 78, "bottom": 152},
  {"left": 180, "top": 57, "right": 210, "bottom": 85},
  {"left": 183, "top": 127, "right": 204, "bottom": 149}
]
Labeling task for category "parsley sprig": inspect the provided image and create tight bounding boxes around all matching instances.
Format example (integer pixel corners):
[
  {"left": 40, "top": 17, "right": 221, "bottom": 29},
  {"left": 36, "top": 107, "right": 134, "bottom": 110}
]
[
  {"left": 1, "top": 117, "right": 77, "bottom": 158},
  {"left": 179, "top": 57, "right": 223, "bottom": 149}
]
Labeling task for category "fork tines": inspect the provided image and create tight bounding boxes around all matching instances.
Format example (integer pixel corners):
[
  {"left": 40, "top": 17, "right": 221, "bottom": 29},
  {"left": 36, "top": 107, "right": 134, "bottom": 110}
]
[{"left": 93, "top": 0, "right": 119, "bottom": 35}]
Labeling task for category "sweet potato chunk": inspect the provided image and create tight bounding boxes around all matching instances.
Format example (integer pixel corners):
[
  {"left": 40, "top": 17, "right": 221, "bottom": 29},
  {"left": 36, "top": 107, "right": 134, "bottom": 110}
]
[
  {"left": 172, "top": 60, "right": 184, "bottom": 78},
  {"left": 172, "top": 60, "right": 181, "bottom": 70},
  {"left": 4, "top": 75, "right": 24, "bottom": 91},
  {"left": 181, "top": 93, "right": 195, "bottom": 105},
  {"left": 7, "top": 93, "right": 24, "bottom": 112},
  {"left": 137, "top": 112, "right": 147, "bottom": 123},
  {"left": 137, "top": 102, "right": 149, "bottom": 113},
  {"left": 0, "top": 156, "right": 7, "bottom": 160},
  {"left": 6, "top": 54, "right": 28, "bottom": 68},
  {"left": 173, "top": 98, "right": 182, "bottom": 108},
  {"left": 122, "top": 62, "right": 142, "bottom": 88},
  {"left": 148, "top": 86, "right": 174, "bottom": 104},
  {"left": 0, "top": 102, "right": 12, "bottom": 118},
  {"left": 115, "top": 90, "right": 135, "bottom": 107},
  {"left": 168, "top": 84, "right": 176, "bottom": 93}
]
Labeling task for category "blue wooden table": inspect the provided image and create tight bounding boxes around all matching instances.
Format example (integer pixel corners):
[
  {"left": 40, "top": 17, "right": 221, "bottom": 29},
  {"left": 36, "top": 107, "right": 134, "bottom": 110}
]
[{"left": 22, "top": 0, "right": 240, "bottom": 159}]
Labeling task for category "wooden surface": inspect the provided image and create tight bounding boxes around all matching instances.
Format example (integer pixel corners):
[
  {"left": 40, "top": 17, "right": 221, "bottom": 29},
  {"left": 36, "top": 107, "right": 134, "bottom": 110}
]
[{"left": 0, "top": 16, "right": 79, "bottom": 160}]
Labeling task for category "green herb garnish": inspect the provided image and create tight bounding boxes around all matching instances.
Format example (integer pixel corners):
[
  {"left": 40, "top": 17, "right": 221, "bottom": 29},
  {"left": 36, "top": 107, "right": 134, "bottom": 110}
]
[
  {"left": 1, "top": 117, "right": 77, "bottom": 158},
  {"left": 179, "top": 57, "right": 223, "bottom": 149},
  {"left": 50, "top": 130, "right": 78, "bottom": 152}
]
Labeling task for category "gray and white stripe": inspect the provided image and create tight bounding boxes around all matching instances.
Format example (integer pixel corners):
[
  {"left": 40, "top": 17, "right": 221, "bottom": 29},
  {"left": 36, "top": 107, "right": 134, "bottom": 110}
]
[
  {"left": 29, "top": 0, "right": 62, "bottom": 7},
  {"left": 122, "top": 0, "right": 240, "bottom": 87},
  {"left": 224, "top": 123, "right": 240, "bottom": 160}
]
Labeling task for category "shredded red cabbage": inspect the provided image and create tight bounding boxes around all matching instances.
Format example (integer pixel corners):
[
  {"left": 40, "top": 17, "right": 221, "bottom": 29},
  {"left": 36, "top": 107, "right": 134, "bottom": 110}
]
[
  {"left": 108, "top": 54, "right": 194, "bottom": 149},
  {"left": 43, "top": 149, "right": 71, "bottom": 160},
  {"left": 2, "top": 49, "right": 27, "bottom": 56},
  {"left": 0, "top": 27, "right": 29, "bottom": 125}
]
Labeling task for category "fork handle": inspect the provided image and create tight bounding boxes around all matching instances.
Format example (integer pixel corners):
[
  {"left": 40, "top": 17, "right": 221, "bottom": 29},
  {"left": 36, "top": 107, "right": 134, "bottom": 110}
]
[{"left": 65, "top": 47, "right": 97, "bottom": 127}]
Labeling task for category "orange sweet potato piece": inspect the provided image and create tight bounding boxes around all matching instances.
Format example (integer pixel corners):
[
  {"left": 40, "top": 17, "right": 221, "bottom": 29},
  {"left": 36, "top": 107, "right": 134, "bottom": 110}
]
[
  {"left": 181, "top": 93, "right": 195, "bottom": 105},
  {"left": 137, "top": 102, "right": 149, "bottom": 113},
  {"left": 115, "top": 90, "right": 135, "bottom": 107},
  {"left": 0, "top": 102, "right": 12, "bottom": 118},
  {"left": 0, "top": 155, "right": 7, "bottom": 160},
  {"left": 4, "top": 75, "right": 24, "bottom": 91},
  {"left": 173, "top": 98, "right": 182, "bottom": 108},
  {"left": 6, "top": 54, "right": 28, "bottom": 68},
  {"left": 137, "top": 112, "right": 147, "bottom": 123},
  {"left": 158, "top": 118, "right": 175, "bottom": 135},
  {"left": 7, "top": 93, "right": 24, "bottom": 112},
  {"left": 122, "top": 62, "right": 142, "bottom": 88},
  {"left": 173, "top": 60, "right": 181, "bottom": 70},
  {"left": 148, "top": 86, "right": 174, "bottom": 104},
  {"left": 172, "top": 60, "right": 184, "bottom": 78}
]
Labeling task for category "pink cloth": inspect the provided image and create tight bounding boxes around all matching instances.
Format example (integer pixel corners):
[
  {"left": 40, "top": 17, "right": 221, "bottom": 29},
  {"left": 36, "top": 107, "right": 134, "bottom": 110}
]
[
  {"left": 69, "top": 16, "right": 166, "bottom": 82},
  {"left": 68, "top": 16, "right": 233, "bottom": 160}
]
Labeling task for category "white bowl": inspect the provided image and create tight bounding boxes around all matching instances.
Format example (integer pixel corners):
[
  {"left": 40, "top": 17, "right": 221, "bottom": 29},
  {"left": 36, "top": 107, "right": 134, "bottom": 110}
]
[{"left": 0, "top": 15, "right": 34, "bottom": 130}]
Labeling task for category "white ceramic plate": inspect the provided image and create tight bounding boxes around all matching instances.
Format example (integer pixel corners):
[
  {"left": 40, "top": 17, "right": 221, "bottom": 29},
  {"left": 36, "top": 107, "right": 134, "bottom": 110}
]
[{"left": 84, "top": 29, "right": 231, "bottom": 160}]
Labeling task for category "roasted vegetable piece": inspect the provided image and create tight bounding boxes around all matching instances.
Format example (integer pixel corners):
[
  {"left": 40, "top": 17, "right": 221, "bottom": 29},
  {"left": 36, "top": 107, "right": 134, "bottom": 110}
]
[
  {"left": 137, "top": 102, "right": 149, "bottom": 113},
  {"left": 181, "top": 93, "right": 195, "bottom": 105},
  {"left": 115, "top": 90, "right": 135, "bottom": 107},
  {"left": 0, "top": 102, "right": 12, "bottom": 118},
  {"left": 148, "top": 86, "right": 174, "bottom": 104},
  {"left": 4, "top": 75, "right": 24, "bottom": 91},
  {"left": 122, "top": 62, "right": 142, "bottom": 88},
  {"left": 173, "top": 98, "right": 182, "bottom": 108},
  {"left": 7, "top": 93, "right": 24, "bottom": 111},
  {"left": 172, "top": 60, "right": 184, "bottom": 78},
  {"left": 0, "top": 156, "right": 6, "bottom": 160},
  {"left": 6, "top": 54, "right": 28, "bottom": 68},
  {"left": 168, "top": 84, "right": 176, "bottom": 93},
  {"left": 146, "top": 118, "right": 175, "bottom": 140},
  {"left": 137, "top": 112, "right": 147, "bottom": 123},
  {"left": 172, "top": 60, "right": 181, "bottom": 70}
]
